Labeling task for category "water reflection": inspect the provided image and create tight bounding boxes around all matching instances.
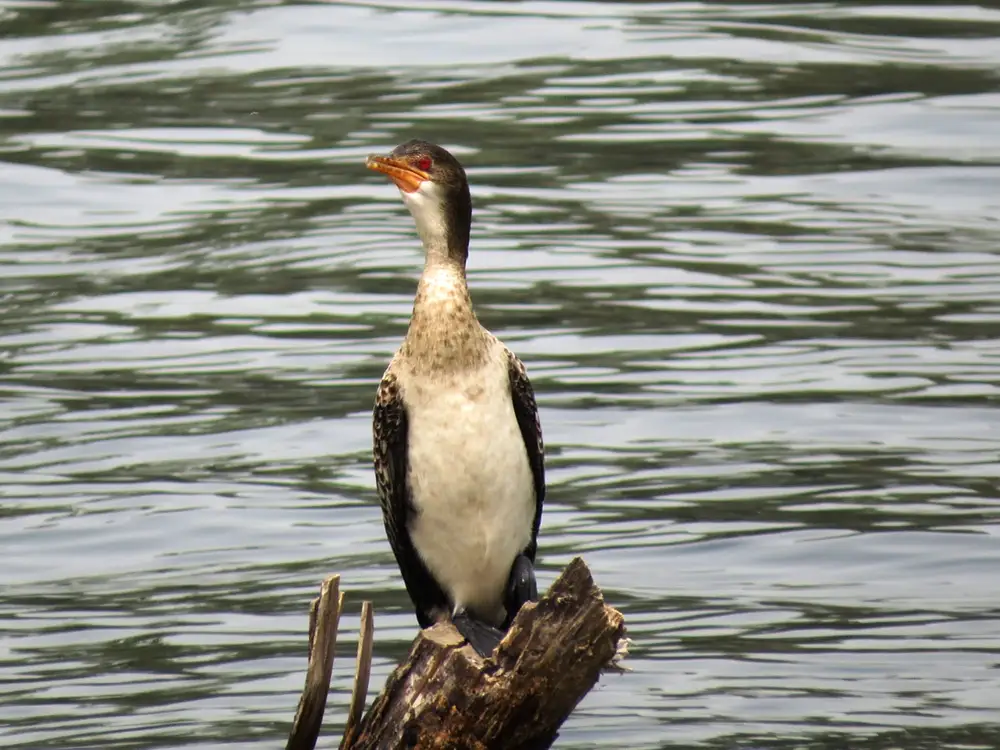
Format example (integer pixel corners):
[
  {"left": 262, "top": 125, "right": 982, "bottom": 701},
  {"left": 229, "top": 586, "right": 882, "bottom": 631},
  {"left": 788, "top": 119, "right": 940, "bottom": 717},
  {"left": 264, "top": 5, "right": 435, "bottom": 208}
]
[{"left": 2, "top": 2, "right": 1000, "bottom": 749}]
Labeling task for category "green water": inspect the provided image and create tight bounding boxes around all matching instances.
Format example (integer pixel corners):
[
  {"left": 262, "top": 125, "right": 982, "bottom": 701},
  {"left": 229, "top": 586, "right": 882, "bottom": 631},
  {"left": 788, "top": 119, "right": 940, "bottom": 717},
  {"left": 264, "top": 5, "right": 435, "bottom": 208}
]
[{"left": 2, "top": 2, "right": 999, "bottom": 748}]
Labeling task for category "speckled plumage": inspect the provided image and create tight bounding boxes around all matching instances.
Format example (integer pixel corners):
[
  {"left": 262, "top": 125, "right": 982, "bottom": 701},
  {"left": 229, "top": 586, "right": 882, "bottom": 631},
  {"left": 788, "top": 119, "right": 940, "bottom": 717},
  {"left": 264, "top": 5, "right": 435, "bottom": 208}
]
[
  {"left": 506, "top": 353, "right": 545, "bottom": 560},
  {"left": 373, "top": 279, "right": 545, "bottom": 627}
]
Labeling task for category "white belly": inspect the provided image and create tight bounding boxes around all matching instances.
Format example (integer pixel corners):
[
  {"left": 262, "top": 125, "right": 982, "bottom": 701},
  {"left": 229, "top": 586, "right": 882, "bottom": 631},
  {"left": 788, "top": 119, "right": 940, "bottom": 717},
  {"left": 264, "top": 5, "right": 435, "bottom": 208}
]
[{"left": 404, "top": 363, "right": 535, "bottom": 626}]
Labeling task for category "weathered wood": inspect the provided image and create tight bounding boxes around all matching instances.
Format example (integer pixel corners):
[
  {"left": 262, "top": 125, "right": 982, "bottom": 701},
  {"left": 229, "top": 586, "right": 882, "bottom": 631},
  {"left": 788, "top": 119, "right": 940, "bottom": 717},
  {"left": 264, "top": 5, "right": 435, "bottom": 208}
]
[
  {"left": 344, "top": 557, "right": 626, "bottom": 750},
  {"left": 284, "top": 559, "right": 625, "bottom": 749},
  {"left": 340, "top": 600, "right": 375, "bottom": 749},
  {"left": 286, "top": 575, "right": 344, "bottom": 750}
]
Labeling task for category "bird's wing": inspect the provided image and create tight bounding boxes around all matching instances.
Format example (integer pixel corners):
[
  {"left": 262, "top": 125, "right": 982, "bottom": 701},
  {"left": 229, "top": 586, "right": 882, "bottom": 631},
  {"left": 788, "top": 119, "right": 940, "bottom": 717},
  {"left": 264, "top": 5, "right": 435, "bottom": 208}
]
[
  {"left": 373, "top": 368, "right": 448, "bottom": 627},
  {"left": 506, "top": 350, "right": 545, "bottom": 560}
]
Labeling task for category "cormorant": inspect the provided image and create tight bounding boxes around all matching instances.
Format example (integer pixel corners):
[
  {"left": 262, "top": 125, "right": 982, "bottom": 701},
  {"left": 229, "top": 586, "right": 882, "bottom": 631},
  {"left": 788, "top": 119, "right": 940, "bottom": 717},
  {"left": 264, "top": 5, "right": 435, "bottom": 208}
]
[{"left": 366, "top": 139, "right": 544, "bottom": 656}]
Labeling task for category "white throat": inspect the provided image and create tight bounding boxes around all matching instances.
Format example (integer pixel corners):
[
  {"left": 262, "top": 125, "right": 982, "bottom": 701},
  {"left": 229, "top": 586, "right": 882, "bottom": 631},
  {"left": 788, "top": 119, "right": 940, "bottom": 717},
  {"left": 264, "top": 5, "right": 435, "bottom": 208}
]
[{"left": 400, "top": 180, "right": 449, "bottom": 255}]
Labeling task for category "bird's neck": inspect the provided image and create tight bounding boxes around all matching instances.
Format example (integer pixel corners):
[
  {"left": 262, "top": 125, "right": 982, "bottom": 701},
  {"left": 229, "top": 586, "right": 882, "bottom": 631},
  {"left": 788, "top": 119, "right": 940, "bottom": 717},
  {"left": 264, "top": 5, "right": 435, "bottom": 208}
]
[{"left": 402, "top": 254, "right": 487, "bottom": 372}]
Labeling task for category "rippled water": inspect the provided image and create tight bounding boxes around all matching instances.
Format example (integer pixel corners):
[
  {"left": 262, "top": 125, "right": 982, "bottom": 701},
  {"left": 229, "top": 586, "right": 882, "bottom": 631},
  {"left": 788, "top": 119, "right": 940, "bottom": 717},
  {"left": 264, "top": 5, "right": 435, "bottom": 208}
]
[{"left": 2, "top": 2, "right": 1000, "bottom": 748}]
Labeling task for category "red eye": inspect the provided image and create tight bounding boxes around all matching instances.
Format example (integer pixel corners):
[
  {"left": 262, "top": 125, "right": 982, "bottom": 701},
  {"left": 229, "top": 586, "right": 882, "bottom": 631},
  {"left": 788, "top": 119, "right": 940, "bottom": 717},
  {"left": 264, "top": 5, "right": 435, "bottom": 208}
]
[{"left": 415, "top": 156, "right": 432, "bottom": 172}]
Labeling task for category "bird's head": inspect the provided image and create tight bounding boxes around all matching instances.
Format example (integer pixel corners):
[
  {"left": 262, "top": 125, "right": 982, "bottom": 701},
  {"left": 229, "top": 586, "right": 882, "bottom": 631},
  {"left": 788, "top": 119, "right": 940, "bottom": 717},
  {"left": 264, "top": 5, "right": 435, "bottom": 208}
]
[{"left": 366, "top": 139, "right": 472, "bottom": 264}]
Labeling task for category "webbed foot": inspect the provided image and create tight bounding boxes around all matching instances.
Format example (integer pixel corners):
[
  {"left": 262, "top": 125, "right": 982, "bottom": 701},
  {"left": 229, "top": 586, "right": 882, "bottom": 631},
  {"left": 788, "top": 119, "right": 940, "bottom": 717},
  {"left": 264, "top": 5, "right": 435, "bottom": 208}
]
[{"left": 452, "top": 610, "right": 503, "bottom": 657}]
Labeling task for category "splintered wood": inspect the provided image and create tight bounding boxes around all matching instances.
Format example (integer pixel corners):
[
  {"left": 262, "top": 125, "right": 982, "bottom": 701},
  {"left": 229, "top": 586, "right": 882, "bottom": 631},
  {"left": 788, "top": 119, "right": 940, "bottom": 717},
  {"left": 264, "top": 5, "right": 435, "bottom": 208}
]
[{"left": 287, "top": 558, "right": 626, "bottom": 750}]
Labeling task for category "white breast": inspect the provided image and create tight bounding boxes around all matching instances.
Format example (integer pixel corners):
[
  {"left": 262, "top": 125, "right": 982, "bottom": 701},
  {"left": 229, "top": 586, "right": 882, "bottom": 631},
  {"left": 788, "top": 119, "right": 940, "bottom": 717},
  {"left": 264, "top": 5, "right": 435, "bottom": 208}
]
[{"left": 402, "top": 350, "right": 535, "bottom": 626}]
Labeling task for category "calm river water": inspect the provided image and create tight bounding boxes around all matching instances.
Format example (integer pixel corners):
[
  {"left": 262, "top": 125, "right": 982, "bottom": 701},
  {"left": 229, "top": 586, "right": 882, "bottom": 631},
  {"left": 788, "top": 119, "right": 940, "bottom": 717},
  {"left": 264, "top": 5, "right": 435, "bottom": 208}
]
[{"left": 2, "top": 2, "right": 999, "bottom": 749}]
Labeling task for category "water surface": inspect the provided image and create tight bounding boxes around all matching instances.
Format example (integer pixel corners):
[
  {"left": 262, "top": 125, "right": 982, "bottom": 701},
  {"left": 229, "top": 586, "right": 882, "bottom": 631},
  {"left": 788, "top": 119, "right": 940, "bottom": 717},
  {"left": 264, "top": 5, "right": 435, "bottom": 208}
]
[{"left": 2, "top": 2, "right": 1000, "bottom": 748}]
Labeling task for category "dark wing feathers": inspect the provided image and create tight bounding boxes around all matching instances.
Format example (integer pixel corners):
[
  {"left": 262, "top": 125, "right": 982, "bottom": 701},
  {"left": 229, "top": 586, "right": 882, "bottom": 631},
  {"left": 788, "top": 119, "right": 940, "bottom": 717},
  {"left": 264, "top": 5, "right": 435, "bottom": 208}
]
[
  {"left": 507, "top": 350, "right": 545, "bottom": 561},
  {"left": 373, "top": 369, "right": 448, "bottom": 627}
]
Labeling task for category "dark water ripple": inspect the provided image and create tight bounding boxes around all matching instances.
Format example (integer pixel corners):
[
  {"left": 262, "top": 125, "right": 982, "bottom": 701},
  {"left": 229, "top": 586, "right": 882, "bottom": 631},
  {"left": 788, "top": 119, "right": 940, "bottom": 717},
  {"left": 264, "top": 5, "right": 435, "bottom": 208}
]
[{"left": 2, "top": 2, "right": 1000, "bottom": 748}]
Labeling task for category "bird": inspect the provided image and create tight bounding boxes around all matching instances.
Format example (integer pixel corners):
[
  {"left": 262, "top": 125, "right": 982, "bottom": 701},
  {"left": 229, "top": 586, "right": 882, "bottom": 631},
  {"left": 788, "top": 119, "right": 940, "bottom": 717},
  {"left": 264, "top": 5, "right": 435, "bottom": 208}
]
[{"left": 366, "top": 139, "right": 544, "bottom": 657}]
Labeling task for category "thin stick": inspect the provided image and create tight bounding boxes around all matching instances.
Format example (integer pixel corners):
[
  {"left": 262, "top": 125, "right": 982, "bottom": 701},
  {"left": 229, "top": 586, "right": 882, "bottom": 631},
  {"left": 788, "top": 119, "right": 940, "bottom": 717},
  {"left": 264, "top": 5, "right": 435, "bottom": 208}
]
[
  {"left": 286, "top": 575, "right": 343, "bottom": 750},
  {"left": 340, "top": 600, "right": 375, "bottom": 748},
  {"left": 306, "top": 597, "right": 319, "bottom": 662}
]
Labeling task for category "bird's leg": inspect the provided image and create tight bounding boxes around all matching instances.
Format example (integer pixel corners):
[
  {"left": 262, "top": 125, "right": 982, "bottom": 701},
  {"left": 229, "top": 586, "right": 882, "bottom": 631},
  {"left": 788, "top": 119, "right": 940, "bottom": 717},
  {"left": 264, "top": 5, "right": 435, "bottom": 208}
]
[
  {"left": 503, "top": 553, "right": 537, "bottom": 628},
  {"left": 452, "top": 610, "right": 503, "bottom": 657}
]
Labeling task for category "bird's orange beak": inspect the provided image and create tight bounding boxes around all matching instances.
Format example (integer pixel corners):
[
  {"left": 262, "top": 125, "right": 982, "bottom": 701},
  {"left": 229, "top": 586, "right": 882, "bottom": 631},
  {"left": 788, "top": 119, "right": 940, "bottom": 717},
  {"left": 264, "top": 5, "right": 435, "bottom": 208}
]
[{"left": 366, "top": 155, "right": 429, "bottom": 193}]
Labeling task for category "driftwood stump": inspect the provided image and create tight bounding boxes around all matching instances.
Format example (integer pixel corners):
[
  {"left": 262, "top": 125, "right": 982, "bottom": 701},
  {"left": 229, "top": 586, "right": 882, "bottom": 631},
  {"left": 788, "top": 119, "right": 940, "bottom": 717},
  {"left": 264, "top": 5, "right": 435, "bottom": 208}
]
[{"left": 287, "top": 557, "right": 626, "bottom": 750}]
